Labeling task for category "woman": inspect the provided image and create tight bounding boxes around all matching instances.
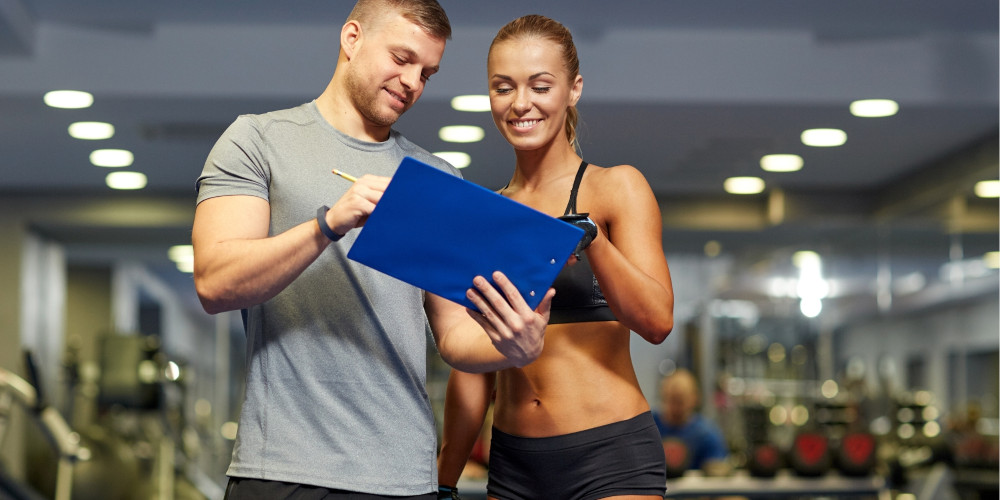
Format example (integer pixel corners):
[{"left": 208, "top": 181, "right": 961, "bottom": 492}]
[{"left": 437, "top": 15, "right": 674, "bottom": 500}]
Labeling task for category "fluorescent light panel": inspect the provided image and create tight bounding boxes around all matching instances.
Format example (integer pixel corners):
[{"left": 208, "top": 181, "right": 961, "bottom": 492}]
[
  {"left": 433, "top": 151, "right": 471, "bottom": 168},
  {"left": 44, "top": 90, "right": 93, "bottom": 109},
  {"left": 724, "top": 176, "right": 765, "bottom": 195},
  {"left": 850, "top": 99, "right": 898, "bottom": 118},
  {"left": 801, "top": 128, "right": 847, "bottom": 147},
  {"left": 439, "top": 125, "right": 484, "bottom": 143},
  {"left": 106, "top": 171, "right": 146, "bottom": 190},
  {"left": 451, "top": 95, "right": 490, "bottom": 112},
  {"left": 90, "top": 149, "right": 134, "bottom": 167},
  {"left": 69, "top": 121, "right": 115, "bottom": 140},
  {"left": 974, "top": 180, "right": 999, "bottom": 198},
  {"left": 760, "top": 154, "right": 803, "bottom": 172}
]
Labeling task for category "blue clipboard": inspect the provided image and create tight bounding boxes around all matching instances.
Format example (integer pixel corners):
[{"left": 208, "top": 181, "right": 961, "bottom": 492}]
[{"left": 347, "top": 157, "right": 584, "bottom": 311}]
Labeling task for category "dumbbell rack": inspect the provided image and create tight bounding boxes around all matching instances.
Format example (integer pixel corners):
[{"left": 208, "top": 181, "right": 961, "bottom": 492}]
[{"left": 662, "top": 469, "right": 890, "bottom": 499}]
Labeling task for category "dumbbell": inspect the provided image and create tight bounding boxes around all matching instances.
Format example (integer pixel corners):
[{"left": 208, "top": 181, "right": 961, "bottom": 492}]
[
  {"left": 789, "top": 432, "right": 831, "bottom": 477},
  {"left": 746, "top": 442, "right": 782, "bottom": 478},
  {"left": 662, "top": 438, "right": 690, "bottom": 478},
  {"left": 836, "top": 432, "right": 876, "bottom": 476}
]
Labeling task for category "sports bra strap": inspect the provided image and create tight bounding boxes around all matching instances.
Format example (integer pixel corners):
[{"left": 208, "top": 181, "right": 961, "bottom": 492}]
[{"left": 563, "top": 160, "right": 589, "bottom": 216}]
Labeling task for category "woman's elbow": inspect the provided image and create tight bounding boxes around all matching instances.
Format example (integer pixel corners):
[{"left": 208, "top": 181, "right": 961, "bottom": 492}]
[{"left": 635, "top": 315, "right": 673, "bottom": 345}]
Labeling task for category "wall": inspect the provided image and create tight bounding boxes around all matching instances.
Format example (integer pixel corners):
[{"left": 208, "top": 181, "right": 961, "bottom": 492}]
[{"left": 835, "top": 293, "right": 1000, "bottom": 416}]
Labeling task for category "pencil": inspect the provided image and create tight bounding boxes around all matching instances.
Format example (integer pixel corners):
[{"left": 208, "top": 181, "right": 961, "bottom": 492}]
[{"left": 331, "top": 169, "right": 358, "bottom": 183}]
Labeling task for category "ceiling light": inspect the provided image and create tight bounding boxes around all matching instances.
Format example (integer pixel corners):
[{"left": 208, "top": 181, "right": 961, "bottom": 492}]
[
  {"left": 974, "top": 179, "right": 999, "bottom": 198},
  {"left": 106, "top": 171, "right": 147, "bottom": 190},
  {"left": 724, "top": 176, "right": 765, "bottom": 195},
  {"left": 451, "top": 95, "right": 490, "bottom": 112},
  {"left": 169, "top": 245, "right": 195, "bottom": 273},
  {"left": 439, "top": 125, "right": 484, "bottom": 143},
  {"left": 850, "top": 99, "right": 899, "bottom": 118},
  {"left": 985, "top": 251, "right": 1000, "bottom": 269},
  {"left": 43, "top": 90, "right": 94, "bottom": 109},
  {"left": 704, "top": 240, "right": 721, "bottom": 257},
  {"left": 800, "top": 297, "right": 822, "bottom": 318},
  {"left": 433, "top": 151, "right": 471, "bottom": 168},
  {"left": 168, "top": 244, "right": 194, "bottom": 263},
  {"left": 760, "top": 154, "right": 803, "bottom": 172},
  {"left": 793, "top": 250, "right": 820, "bottom": 269},
  {"left": 90, "top": 149, "right": 134, "bottom": 167},
  {"left": 801, "top": 128, "right": 847, "bottom": 147},
  {"left": 69, "top": 121, "right": 115, "bottom": 140}
]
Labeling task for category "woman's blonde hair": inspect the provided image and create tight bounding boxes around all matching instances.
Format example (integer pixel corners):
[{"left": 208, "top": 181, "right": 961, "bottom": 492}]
[{"left": 490, "top": 15, "right": 581, "bottom": 149}]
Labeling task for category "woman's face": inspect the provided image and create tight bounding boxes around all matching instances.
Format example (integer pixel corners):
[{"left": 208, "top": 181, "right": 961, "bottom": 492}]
[{"left": 487, "top": 37, "right": 581, "bottom": 152}]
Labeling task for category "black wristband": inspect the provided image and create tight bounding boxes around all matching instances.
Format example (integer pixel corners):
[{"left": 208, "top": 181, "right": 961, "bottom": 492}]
[
  {"left": 316, "top": 205, "right": 344, "bottom": 242},
  {"left": 437, "top": 485, "right": 460, "bottom": 500}
]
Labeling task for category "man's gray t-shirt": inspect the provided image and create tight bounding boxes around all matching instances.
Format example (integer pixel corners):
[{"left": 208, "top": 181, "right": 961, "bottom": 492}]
[{"left": 196, "top": 101, "right": 458, "bottom": 495}]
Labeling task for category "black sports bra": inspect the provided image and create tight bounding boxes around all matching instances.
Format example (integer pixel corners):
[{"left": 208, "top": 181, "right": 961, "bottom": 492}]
[{"left": 548, "top": 161, "right": 617, "bottom": 324}]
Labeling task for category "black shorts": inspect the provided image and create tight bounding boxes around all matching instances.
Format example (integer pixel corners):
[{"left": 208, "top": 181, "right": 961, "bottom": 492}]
[
  {"left": 487, "top": 411, "right": 667, "bottom": 500},
  {"left": 224, "top": 477, "right": 437, "bottom": 500}
]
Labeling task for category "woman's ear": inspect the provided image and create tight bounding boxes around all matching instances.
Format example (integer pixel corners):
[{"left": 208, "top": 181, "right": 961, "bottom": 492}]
[
  {"left": 569, "top": 74, "right": 583, "bottom": 106},
  {"left": 341, "top": 20, "right": 362, "bottom": 60}
]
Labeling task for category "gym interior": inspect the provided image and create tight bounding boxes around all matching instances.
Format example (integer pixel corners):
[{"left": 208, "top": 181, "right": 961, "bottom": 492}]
[{"left": 1, "top": 1, "right": 997, "bottom": 499}]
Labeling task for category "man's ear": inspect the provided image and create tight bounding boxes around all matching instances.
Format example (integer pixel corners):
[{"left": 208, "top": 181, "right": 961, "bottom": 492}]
[{"left": 341, "top": 20, "right": 362, "bottom": 60}]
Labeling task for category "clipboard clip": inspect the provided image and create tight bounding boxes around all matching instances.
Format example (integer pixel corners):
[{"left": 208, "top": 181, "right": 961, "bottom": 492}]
[{"left": 558, "top": 213, "right": 598, "bottom": 259}]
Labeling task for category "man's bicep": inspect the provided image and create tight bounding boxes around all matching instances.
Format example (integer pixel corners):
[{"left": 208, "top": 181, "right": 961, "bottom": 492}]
[{"left": 193, "top": 195, "right": 270, "bottom": 246}]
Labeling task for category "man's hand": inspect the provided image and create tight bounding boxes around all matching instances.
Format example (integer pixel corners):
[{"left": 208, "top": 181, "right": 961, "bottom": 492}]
[
  {"left": 465, "top": 271, "right": 554, "bottom": 367},
  {"left": 325, "top": 174, "right": 391, "bottom": 236}
]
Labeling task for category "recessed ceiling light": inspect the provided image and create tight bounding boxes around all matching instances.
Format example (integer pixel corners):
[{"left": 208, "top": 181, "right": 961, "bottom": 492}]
[
  {"left": 801, "top": 128, "right": 847, "bottom": 147},
  {"left": 168, "top": 244, "right": 194, "bottom": 263},
  {"left": 724, "top": 176, "right": 765, "bottom": 194},
  {"left": 106, "top": 171, "right": 147, "bottom": 190},
  {"left": 704, "top": 240, "right": 721, "bottom": 257},
  {"left": 760, "top": 154, "right": 803, "bottom": 172},
  {"left": 90, "top": 149, "right": 134, "bottom": 167},
  {"left": 433, "top": 151, "right": 471, "bottom": 168},
  {"left": 439, "top": 125, "right": 485, "bottom": 143},
  {"left": 43, "top": 90, "right": 94, "bottom": 109},
  {"left": 793, "top": 250, "right": 821, "bottom": 269},
  {"left": 169, "top": 245, "right": 194, "bottom": 273},
  {"left": 984, "top": 251, "right": 1000, "bottom": 269},
  {"left": 69, "top": 121, "right": 115, "bottom": 140},
  {"left": 451, "top": 95, "right": 490, "bottom": 112},
  {"left": 850, "top": 99, "right": 898, "bottom": 118},
  {"left": 974, "top": 179, "right": 999, "bottom": 198}
]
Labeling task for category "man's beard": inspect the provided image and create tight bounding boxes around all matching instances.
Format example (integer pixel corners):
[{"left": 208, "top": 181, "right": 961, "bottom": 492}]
[{"left": 345, "top": 69, "right": 406, "bottom": 128}]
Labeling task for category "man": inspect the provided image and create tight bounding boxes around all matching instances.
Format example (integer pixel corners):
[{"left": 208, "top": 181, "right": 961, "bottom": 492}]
[
  {"left": 654, "top": 368, "right": 730, "bottom": 475},
  {"left": 192, "top": 1, "right": 554, "bottom": 498}
]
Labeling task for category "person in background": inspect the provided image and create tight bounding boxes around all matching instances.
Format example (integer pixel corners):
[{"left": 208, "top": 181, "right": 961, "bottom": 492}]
[
  {"left": 437, "top": 14, "right": 674, "bottom": 500},
  {"left": 193, "top": 2, "right": 555, "bottom": 498},
  {"left": 654, "top": 368, "right": 731, "bottom": 475}
]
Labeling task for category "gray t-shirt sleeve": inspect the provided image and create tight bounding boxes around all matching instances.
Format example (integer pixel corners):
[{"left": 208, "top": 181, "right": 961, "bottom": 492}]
[{"left": 196, "top": 115, "right": 271, "bottom": 204}]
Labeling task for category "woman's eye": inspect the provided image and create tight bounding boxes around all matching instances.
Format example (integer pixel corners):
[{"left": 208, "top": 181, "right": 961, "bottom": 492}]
[
  {"left": 533, "top": 87, "right": 551, "bottom": 93},
  {"left": 494, "top": 88, "right": 513, "bottom": 95}
]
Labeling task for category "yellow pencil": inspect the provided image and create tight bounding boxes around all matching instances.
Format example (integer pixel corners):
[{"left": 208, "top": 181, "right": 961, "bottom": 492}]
[{"left": 331, "top": 169, "right": 358, "bottom": 183}]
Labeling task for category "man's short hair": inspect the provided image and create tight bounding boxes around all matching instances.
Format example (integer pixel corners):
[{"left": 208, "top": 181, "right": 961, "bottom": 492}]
[{"left": 348, "top": 0, "right": 452, "bottom": 40}]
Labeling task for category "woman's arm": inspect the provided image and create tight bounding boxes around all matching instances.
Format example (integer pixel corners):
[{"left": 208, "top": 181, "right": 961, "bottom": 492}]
[
  {"left": 425, "top": 271, "right": 554, "bottom": 372},
  {"left": 437, "top": 370, "right": 496, "bottom": 489},
  {"left": 585, "top": 165, "right": 674, "bottom": 343}
]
